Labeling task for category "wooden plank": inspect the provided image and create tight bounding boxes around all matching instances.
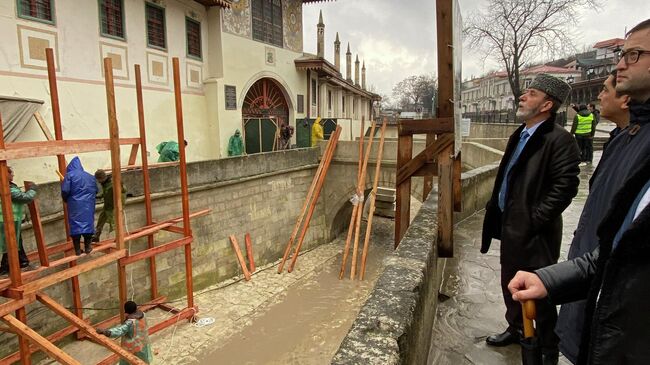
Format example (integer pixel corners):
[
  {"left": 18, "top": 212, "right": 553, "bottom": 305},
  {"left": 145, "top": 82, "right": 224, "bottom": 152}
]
[
  {"left": 0, "top": 118, "right": 22, "bottom": 290},
  {"left": 229, "top": 235, "right": 251, "bottom": 281},
  {"left": 436, "top": 1, "right": 455, "bottom": 120},
  {"left": 288, "top": 126, "right": 342, "bottom": 272},
  {"left": 120, "top": 236, "right": 192, "bottom": 266},
  {"left": 33, "top": 111, "right": 55, "bottom": 141},
  {"left": 396, "top": 133, "right": 454, "bottom": 186},
  {"left": 437, "top": 144, "right": 454, "bottom": 257},
  {"left": 0, "top": 322, "right": 80, "bottom": 364},
  {"left": 411, "top": 163, "right": 438, "bottom": 177},
  {"left": 127, "top": 143, "right": 140, "bottom": 166},
  {"left": 423, "top": 133, "right": 436, "bottom": 201},
  {"left": 1, "top": 313, "right": 81, "bottom": 365},
  {"left": 172, "top": 58, "right": 195, "bottom": 309},
  {"left": 0, "top": 138, "right": 142, "bottom": 161},
  {"left": 453, "top": 151, "right": 462, "bottom": 212},
  {"left": 245, "top": 233, "right": 255, "bottom": 273},
  {"left": 360, "top": 119, "right": 387, "bottom": 280},
  {"left": 0, "top": 295, "right": 35, "bottom": 318},
  {"left": 20, "top": 250, "right": 126, "bottom": 294},
  {"left": 36, "top": 293, "right": 146, "bottom": 365},
  {"left": 350, "top": 121, "right": 377, "bottom": 280},
  {"left": 24, "top": 181, "right": 49, "bottom": 266},
  {"left": 161, "top": 225, "right": 185, "bottom": 235},
  {"left": 394, "top": 134, "right": 412, "bottom": 248},
  {"left": 397, "top": 117, "right": 454, "bottom": 135}
]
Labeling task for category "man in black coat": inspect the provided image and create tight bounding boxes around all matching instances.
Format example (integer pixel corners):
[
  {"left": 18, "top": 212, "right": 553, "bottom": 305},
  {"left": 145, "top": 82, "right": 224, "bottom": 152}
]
[
  {"left": 508, "top": 18, "right": 650, "bottom": 365},
  {"left": 481, "top": 73, "right": 580, "bottom": 365}
]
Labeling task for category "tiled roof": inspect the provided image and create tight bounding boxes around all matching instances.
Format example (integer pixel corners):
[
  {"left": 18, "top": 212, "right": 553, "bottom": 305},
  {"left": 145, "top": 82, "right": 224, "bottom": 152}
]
[{"left": 593, "top": 38, "right": 625, "bottom": 50}]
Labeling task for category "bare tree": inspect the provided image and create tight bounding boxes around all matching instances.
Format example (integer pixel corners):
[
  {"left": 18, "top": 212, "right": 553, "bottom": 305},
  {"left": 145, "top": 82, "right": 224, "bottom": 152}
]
[
  {"left": 392, "top": 74, "right": 438, "bottom": 114},
  {"left": 465, "top": 0, "right": 600, "bottom": 110}
]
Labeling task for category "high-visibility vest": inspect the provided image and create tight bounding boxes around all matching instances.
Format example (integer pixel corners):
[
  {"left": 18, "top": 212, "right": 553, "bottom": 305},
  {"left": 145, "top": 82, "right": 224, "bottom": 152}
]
[
  {"left": 122, "top": 317, "right": 149, "bottom": 354},
  {"left": 575, "top": 114, "right": 594, "bottom": 135}
]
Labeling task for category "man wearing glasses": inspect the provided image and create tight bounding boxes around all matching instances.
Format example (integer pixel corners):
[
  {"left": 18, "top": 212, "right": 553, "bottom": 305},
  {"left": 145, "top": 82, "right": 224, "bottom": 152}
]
[{"left": 510, "top": 18, "right": 650, "bottom": 365}]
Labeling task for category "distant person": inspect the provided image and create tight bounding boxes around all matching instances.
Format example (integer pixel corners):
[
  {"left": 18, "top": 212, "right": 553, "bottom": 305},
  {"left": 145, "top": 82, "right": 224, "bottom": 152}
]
[
  {"left": 227, "top": 130, "right": 244, "bottom": 156},
  {"left": 570, "top": 104, "right": 596, "bottom": 165},
  {"left": 553, "top": 19, "right": 650, "bottom": 364},
  {"left": 597, "top": 70, "right": 630, "bottom": 152},
  {"left": 311, "top": 117, "right": 324, "bottom": 147},
  {"left": 0, "top": 167, "right": 37, "bottom": 275},
  {"left": 96, "top": 300, "right": 153, "bottom": 364},
  {"left": 92, "top": 170, "right": 126, "bottom": 243},
  {"left": 481, "top": 74, "right": 580, "bottom": 365},
  {"left": 588, "top": 102, "right": 600, "bottom": 126},
  {"left": 279, "top": 123, "right": 295, "bottom": 150},
  {"left": 156, "top": 140, "right": 187, "bottom": 162},
  {"left": 61, "top": 157, "right": 97, "bottom": 256}
]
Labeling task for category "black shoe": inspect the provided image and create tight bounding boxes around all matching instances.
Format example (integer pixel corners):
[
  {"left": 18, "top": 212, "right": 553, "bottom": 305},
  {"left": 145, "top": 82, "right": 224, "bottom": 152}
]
[
  {"left": 0, "top": 267, "right": 8, "bottom": 276},
  {"left": 486, "top": 330, "right": 521, "bottom": 347},
  {"left": 542, "top": 352, "right": 559, "bottom": 365},
  {"left": 91, "top": 235, "right": 100, "bottom": 243},
  {"left": 20, "top": 262, "right": 30, "bottom": 269},
  {"left": 85, "top": 243, "right": 93, "bottom": 255}
]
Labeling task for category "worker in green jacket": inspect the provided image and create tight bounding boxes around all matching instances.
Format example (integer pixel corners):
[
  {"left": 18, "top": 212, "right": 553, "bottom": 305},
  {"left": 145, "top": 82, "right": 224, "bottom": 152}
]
[
  {"left": 570, "top": 104, "right": 596, "bottom": 165},
  {"left": 92, "top": 170, "right": 126, "bottom": 242},
  {"left": 96, "top": 301, "right": 153, "bottom": 364},
  {"left": 156, "top": 140, "right": 188, "bottom": 162},
  {"left": 0, "top": 167, "right": 37, "bottom": 276}
]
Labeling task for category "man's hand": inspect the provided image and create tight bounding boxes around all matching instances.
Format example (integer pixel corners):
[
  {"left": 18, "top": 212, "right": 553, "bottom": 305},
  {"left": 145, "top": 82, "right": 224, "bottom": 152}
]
[{"left": 507, "top": 271, "right": 548, "bottom": 302}]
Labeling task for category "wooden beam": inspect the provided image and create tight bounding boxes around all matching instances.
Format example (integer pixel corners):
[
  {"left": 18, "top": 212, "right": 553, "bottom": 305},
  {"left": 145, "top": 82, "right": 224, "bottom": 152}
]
[
  {"left": 453, "top": 152, "right": 462, "bottom": 212},
  {"left": 36, "top": 293, "right": 146, "bottom": 365},
  {"left": 437, "top": 144, "right": 454, "bottom": 257},
  {"left": 127, "top": 143, "right": 140, "bottom": 166},
  {"left": 397, "top": 117, "right": 454, "bottom": 135},
  {"left": 423, "top": 133, "right": 436, "bottom": 201},
  {"left": 394, "top": 134, "right": 413, "bottom": 248},
  {"left": 20, "top": 250, "right": 126, "bottom": 294},
  {"left": 0, "top": 126, "right": 22, "bottom": 288},
  {"left": 1, "top": 313, "right": 81, "bottom": 365},
  {"left": 0, "top": 138, "right": 141, "bottom": 161},
  {"left": 229, "top": 235, "right": 251, "bottom": 281},
  {"left": 24, "top": 181, "right": 49, "bottom": 266},
  {"left": 120, "top": 236, "right": 192, "bottom": 266},
  {"left": 33, "top": 111, "right": 55, "bottom": 141},
  {"left": 0, "top": 295, "right": 35, "bottom": 318},
  {"left": 0, "top": 321, "right": 80, "bottom": 364},
  {"left": 396, "top": 133, "right": 454, "bottom": 186}
]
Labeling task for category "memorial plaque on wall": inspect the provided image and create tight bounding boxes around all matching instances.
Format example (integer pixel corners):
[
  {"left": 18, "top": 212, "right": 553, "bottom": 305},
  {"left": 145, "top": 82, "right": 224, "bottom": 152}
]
[{"left": 225, "top": 85, "right": 237, "bottom": 110}]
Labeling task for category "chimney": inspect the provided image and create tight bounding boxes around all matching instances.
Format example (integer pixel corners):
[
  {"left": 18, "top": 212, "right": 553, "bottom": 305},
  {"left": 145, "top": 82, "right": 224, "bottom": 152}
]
[
  {"left": 362, "top": 61, "right": 366, "bottom": 90},
  {"left": 334, "top": 32, "right": 341, "bottom": 72},
  {"left": 346, "top": 43, "right": 352, "bottom": 81},
  {"left": 354, "top": 55, "right": 360, "bottom": 86},
  {"left": 317, "top": 10, "right": 325, "bottom": 58}
]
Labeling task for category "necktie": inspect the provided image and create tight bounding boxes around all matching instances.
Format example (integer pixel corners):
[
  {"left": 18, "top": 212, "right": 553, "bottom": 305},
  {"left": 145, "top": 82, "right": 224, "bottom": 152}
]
[
  {"left": 612, "top": 178, "right": 650, "bottom": 251},
  {"left": 498, "top": 130, "right": 530, "bottom": 211}
]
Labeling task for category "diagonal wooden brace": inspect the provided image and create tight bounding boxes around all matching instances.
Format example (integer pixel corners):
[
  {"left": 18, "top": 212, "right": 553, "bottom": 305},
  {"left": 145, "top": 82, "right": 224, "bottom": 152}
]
[
  {"left": 396, "top": 133, "right": 454, "bottom": 185},
  {"left": 36, "top": 292, "right": 146, "bottom": 365}
]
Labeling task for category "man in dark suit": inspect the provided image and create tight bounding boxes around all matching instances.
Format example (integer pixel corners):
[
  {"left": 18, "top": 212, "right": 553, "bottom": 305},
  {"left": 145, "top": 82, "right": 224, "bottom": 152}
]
[{"left": 481, "top": 73, "right": 580, "bottom": 365}]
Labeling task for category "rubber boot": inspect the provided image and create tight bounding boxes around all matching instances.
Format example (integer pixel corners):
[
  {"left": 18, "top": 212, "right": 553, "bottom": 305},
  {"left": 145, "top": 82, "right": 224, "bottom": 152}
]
[
  {"left": 84, "top": 241, "right": 93, "bottom": 255},
  {"left": 73, "top": 240, "right": 82, "bottom": 256}
]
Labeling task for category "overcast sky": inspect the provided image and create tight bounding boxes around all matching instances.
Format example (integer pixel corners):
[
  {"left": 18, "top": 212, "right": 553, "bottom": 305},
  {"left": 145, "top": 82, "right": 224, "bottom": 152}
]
[{"left": 302, "top": 0, "right": 649, "bottom": 97}]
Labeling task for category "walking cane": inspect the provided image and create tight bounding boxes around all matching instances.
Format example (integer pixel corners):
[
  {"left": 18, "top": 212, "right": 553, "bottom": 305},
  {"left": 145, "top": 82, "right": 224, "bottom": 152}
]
[{"left": 521, "top": 300, "right": 543, "bottom": 365}]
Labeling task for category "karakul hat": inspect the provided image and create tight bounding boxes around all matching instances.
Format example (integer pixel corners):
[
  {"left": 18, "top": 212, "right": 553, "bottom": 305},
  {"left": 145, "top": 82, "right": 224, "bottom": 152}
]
[{"left": 529, "top": 73, "right": 572, "bottom": 104}]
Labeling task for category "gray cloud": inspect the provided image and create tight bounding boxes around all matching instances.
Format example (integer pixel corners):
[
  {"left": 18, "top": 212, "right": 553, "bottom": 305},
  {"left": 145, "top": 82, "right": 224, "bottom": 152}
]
[{"left": 303, "top": 0, "right": 649, "bottom": 94}]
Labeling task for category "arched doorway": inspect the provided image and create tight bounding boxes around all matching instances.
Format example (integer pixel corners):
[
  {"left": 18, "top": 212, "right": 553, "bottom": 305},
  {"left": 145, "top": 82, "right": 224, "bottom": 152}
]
[{"left": 242, "top": 78, "right": 290, "bottom": 154}]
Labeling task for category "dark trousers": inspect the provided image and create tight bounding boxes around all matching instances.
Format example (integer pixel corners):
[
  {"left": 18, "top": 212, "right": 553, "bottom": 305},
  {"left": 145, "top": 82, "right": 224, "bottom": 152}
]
[
  {"left": 1, "top": 234, "right": 30, "bottom": 270},
  {"left": 72, "top": 234, "right": 93, "bottom": 249},
  {"left": 501, "top": 265, "right": 560, "bottom": 354},
  {"left": 574, "top": 135, "right": 593, "bottom": 163}
]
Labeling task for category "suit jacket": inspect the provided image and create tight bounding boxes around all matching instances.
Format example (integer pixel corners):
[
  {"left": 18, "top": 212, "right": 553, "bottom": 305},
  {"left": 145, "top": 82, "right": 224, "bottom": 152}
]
[{"left": 481, "top": 119, "right": 580, "bottom": 268}]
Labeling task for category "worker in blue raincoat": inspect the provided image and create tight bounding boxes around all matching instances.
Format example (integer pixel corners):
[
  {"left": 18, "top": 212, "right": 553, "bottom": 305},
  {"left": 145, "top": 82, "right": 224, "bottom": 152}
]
[{"left": 61, "top": 157, "right": 97, "bottom": 256}]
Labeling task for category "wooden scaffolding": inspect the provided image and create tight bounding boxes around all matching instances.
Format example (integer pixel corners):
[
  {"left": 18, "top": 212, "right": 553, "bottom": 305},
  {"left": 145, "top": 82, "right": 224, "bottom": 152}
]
[{"left": 0, "top": 49, "right": 208, "bottom": 364}]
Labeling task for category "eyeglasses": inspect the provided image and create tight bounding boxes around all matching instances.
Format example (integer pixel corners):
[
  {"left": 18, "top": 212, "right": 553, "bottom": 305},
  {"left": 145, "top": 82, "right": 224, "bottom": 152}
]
[{"left": 617, "top": 49, "right": 650, "bottom": 64}]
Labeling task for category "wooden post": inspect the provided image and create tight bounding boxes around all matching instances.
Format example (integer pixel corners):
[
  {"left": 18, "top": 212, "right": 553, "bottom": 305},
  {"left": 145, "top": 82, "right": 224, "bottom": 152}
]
[
  {"left": 24, "top": 181, "right": 49, "bottom": 266},
  {"left": 288, "top": 126, "right": 341, "bottom": 272},
  {"left": 360, "top": 119, "right": 387, "bottom": 280},
  {"left": 229, "top": 235, "right": 251, "bottom": 281},
  {"left": 394, "top": 134, "right": 413, "bottom": 247},
  {"left": 33, "top": 112, "right": 55, "bottom": 141},
  {"left": 46, "top": 48, "right": 84, "bottom": 328},
  {"left": 436, "top": 0, "right": 456, "bottom": 257},
  {"left": 423, "top": 133, "right": 435, "bottom": 200},
  {"left": 245, "top": 233, "right": 255, "bottom": 273},
  {"left": 453, "top": 151, "right": 462, "bottom": 212},
  {"left": 135, "top": 64, "right": 159, "bottom": 299},
  {"left": 172, "top": 58, "right": 194, "bottom": 308},
  {"left": 350, "top": 121, "right": 377, "bottom": 280}
]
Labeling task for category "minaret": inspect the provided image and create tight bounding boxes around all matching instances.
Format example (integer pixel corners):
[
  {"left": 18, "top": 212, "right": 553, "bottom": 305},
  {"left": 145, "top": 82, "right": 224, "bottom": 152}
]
[
  {"left": 346, "top": 43, "right": 352, "bottom": 81},
  {"left": 354, "top": 55, "right": 360, "bottom": 86},
  {"left": 334, "top": 32, "right": 341, "bottom": 72},
  {"left": 362, "top": 61, "right": 366, "bottom": 90},
  {"left": 317, "top": 10, "right": 325, "bottom": 58}
]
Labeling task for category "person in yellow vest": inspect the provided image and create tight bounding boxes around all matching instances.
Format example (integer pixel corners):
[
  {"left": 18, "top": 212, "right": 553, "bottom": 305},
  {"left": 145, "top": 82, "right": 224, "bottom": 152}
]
[
  {"left": 96, "top": 301, "right": 153, "bottom": 364},
  {"left": 311, "top": 117, "right": 324, "bottom": 147},
  {"left": 570, "top": 104, "right": 596, "bottom": 165}
]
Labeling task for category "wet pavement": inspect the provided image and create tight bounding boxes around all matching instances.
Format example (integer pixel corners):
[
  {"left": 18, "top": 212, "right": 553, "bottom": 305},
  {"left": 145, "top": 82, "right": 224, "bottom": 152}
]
[{"left": 426, "top": 152, "right": 600, "bottom": 365}]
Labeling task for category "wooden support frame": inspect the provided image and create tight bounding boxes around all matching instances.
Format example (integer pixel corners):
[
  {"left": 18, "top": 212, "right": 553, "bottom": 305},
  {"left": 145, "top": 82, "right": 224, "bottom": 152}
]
[
  {"left": 394, "top": 0, "right": 461, "bottom": 256},
  {"left": 0, "top": 50, "right": 204, "bottom": 364}
]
